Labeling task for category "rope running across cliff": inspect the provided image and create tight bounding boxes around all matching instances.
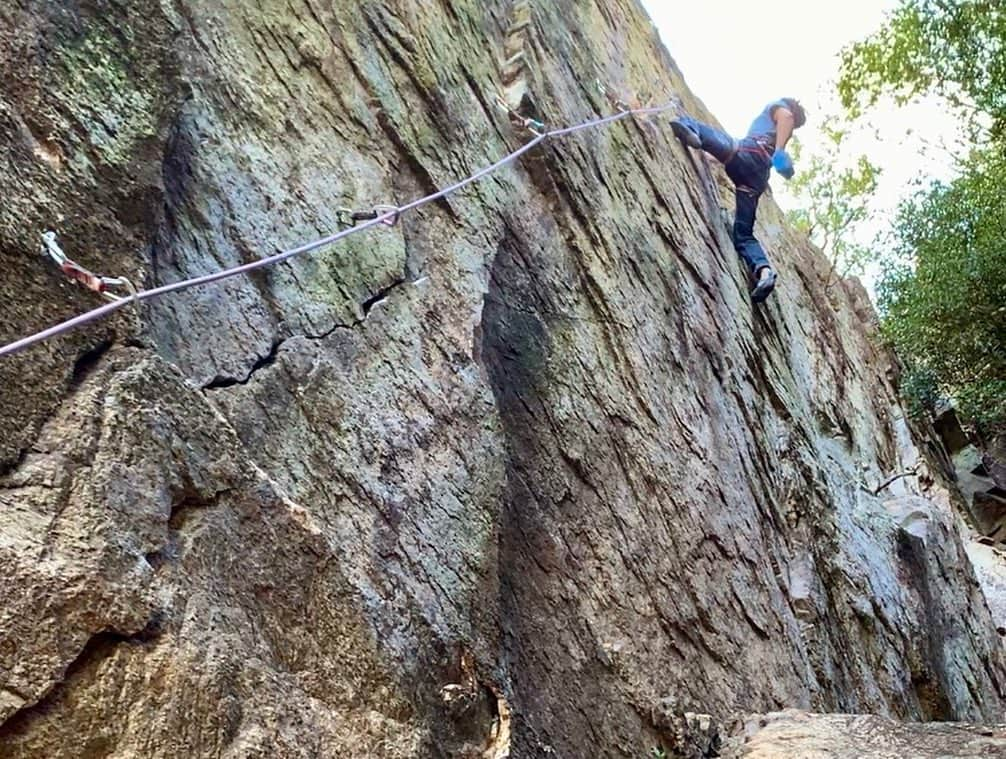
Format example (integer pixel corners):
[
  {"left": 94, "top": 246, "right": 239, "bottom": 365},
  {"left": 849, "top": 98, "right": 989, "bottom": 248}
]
[{"left": 0, "top": 96, "right": 681, "bottom": 359}]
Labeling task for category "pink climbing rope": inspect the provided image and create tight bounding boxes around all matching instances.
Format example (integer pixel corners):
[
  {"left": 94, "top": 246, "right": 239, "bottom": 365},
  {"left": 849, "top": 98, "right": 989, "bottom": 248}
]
[{"left": 0, "top": 100, "right": 679, "bottom": 359}]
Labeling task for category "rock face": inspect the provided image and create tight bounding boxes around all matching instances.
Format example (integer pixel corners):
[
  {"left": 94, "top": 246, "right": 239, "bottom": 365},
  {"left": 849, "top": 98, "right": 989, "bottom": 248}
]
[
  {"left": 721, "top": 710, "right": 1006, "bottom": 758},
  {"left": 1, "top": 1, "right": 1004, "bottom": 757}
]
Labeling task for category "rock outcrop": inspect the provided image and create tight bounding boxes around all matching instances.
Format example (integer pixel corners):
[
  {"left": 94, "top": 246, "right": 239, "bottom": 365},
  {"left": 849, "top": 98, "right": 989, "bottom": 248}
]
[
  {"left": 721, "top": 710, "right": 1006, "bottom": 758},
  {"left": 1, "top": 1, "right": 1004, "bottom": 757}
]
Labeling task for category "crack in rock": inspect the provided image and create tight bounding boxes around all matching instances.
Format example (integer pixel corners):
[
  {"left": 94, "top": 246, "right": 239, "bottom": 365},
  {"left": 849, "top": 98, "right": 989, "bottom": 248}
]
[
  {"left": 0, "top": 614, "right": 165, "bottom": 741},
  {"left": 201, "top": 276, "right": 409, "bottom": 391}
]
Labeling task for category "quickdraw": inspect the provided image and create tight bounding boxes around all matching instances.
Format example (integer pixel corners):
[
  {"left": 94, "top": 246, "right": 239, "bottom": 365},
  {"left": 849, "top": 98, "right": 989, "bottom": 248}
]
[
  {"left": 41, "top": 231, "right": 136, "bottom": 303},
  {"left": 336, "top": 205, "right": 402, "bottom": 228},
  {"left": 596, "top": 80, "right": 668, "bottom": 139},
  {"left": 494, "top": 93, "right": 545, "bottom": 136},
  {"left": 596, "top": 79, "right": 631, "bottom": 113}
]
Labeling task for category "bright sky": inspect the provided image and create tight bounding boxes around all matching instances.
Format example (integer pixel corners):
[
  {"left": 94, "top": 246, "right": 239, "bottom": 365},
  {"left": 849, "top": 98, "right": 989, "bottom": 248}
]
[{"left": 641, "top": 0, "right": 961, "bottom": 281}]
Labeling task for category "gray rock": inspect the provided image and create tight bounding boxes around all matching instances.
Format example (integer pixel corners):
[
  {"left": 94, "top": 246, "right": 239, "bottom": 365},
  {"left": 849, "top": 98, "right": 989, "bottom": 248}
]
[
  {"left": 0, "top": 1, "right": 1004, "bottom": 757},
  {"left": 721, "top": 710, "right": 1006, "bottom": 758}
]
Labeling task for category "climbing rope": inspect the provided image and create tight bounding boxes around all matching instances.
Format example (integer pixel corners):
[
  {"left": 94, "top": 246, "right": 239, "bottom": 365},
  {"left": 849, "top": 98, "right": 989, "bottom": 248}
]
[{"left": 0, "top": 96, "right": 682, "bottom": 359}]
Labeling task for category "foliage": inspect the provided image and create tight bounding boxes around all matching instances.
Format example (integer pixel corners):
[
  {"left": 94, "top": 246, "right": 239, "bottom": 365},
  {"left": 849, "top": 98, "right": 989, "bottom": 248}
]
[
  {"left": 837, "top": 0, "right": 1006, "bottom": 430},
  {"left": 785, "top": 121, "right": 881, "bottom": 283},
  {"left": 878, "top": 148, "right": 1006, "bottom": 430},
  {"left": 838, "top": 0, "right": 1006, "bottom": 140},
  {"left": 898, "top": 362, "right": 941, "bottom": 421}
]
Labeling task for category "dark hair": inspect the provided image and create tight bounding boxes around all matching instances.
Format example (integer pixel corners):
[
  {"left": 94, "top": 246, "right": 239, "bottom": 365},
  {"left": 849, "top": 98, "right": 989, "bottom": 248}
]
[{"left": 783, "top": 98, "right": 807, "bottom": 128}]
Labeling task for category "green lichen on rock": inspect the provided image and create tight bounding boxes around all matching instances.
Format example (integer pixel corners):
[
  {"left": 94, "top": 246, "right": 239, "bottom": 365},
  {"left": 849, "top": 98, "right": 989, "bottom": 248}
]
[{"left": 52, "top": 25, "right": 164, "bottom": 168}]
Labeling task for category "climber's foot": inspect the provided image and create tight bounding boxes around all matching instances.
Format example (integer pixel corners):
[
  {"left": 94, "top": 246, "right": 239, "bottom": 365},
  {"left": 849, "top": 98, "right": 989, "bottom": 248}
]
[
  {"left": 751, "top": 266, "right": 777, "bottom": 304},
  {"left": 670, "top": 119, "right": 701, "bottom": 149}
]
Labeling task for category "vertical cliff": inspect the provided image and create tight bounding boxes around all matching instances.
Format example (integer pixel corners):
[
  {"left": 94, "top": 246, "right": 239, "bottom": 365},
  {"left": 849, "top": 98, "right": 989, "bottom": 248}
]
[{"left": 0, "top": 1, "right": 1003, "bottom": 757}]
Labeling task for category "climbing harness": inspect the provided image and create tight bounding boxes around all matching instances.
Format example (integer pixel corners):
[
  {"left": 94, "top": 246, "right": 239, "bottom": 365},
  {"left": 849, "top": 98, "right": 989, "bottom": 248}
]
[
  {"left": 1, "top": 94, "right": 684, "bottom": 359},
  {"left": 336, "top": 205, "right": 401, "bottom": 228},
  {"left": 732, "top": 135, "right": 774, "bottom": 162},
  {"left": 41, "top": 231, "right": 137, "bottom": 303}
]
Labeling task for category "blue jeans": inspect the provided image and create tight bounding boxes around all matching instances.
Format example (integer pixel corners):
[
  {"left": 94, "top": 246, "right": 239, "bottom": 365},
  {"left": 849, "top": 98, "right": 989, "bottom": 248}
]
[{"left": 677, "top": 116, "right": 772, "bottom": 274}]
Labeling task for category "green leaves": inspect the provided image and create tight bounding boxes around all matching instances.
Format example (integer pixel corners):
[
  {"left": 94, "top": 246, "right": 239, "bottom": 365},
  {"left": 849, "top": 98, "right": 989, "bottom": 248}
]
[
  {"left": 784, "top": 121, "right": 881, "bottom": 283},
  {"left": 835, "top": 0, "right": 1006, "bottom": 431},
  {"left": 839, "top": 0, "right": 1005, "bottom": 139},
  {"left": 879, "top": 149, "right": 1006, "bottom": 430}
]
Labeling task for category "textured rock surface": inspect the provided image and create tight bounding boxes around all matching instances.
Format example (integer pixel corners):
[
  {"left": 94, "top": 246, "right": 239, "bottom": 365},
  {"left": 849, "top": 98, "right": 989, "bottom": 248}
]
[
  {"left": 721, "top": 710, "right": 1006, "bottom": 758},
  {"left": 969, "top": 541, "right": 1006, "bottom": 636},
  {"left": 1, "top": 1, "right": 1005, "bottom": 757}
]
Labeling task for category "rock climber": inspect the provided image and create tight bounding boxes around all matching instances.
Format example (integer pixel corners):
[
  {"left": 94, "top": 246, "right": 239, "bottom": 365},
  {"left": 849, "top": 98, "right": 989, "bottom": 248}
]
[{"left": 670, "top": 98, "right": 806, "bottom": 304}]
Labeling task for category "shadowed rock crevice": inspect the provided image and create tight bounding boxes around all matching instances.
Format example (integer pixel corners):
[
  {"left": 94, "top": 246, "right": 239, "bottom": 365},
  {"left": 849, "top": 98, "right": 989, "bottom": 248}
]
[
  {"left": 0, "top": 616, "right": 165, "bottom": 744},
  {"left": 69, "top": 339, "right": 114, "bottom": 389},
  {"left": 202, "top": 339, "right": 285, "bottom": 390}
]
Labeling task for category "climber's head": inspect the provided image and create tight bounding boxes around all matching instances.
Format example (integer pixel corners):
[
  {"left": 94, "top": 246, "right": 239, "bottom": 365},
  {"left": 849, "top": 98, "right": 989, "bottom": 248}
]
[{"left": 782, "top": 98, "right": 807, "bottom": 129}]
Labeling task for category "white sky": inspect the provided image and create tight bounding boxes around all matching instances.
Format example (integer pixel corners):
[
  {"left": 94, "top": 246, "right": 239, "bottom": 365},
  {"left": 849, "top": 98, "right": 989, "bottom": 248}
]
[{"left": 641, "top": 0, "right": 961, "bottom": 273}]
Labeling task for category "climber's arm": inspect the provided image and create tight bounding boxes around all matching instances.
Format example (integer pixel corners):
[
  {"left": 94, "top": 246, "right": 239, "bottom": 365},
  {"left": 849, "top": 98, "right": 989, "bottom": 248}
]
[
  {"left": 771, "top": 107, "right": 796, "bottom": 179},
  {"left": 773, "top": 107, "right": 795, "bottom": 150}
]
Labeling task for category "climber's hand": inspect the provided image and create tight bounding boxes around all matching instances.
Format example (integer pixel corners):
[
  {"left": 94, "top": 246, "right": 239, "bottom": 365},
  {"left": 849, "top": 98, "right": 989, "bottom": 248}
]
[{"left": 772, "top": 148, "right": 795, "bottom": 180}]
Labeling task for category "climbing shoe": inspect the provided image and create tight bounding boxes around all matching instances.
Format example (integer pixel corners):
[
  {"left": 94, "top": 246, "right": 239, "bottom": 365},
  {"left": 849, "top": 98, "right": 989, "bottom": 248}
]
[
  {"left": 670, "top": 119, "right": 701, "bottom": 149},
  {"left": 751, "top": 266, "right": 777, "bottom": 303}
]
